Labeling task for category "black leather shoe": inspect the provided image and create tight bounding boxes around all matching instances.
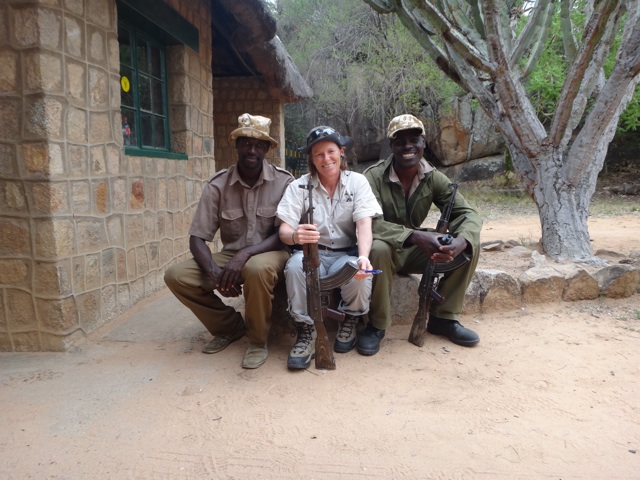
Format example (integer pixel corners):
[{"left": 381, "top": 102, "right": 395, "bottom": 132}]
[
  {"left": 356, "top": 323, "right": 385, "bottom": 356},
  {"left": 427, "top": 317, "right": 479, "bottom": 347}
]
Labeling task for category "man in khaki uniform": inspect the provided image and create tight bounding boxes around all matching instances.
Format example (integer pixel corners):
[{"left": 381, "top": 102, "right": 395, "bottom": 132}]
[{"left": 164, "top": 114, "right": 293, "bottom": 369}]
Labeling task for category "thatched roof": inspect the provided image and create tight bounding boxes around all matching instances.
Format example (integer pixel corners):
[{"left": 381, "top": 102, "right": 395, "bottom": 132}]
[{"left": 213, "top": 0, "right": 312, "bottom": 102}]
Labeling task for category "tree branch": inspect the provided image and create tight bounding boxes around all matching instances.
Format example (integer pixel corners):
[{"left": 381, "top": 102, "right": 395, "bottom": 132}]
[
  {"left": 548, "top": 0, "right": 622, "bottom": 146},
  {"left": 510, "top": 0, "right": 552, "bottom": 67},
  {"left": 483, "top": 0, "right": 546, "bottom": 157}
]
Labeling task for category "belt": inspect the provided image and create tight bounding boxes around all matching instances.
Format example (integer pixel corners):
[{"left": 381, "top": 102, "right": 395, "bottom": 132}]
[{"left": 294, "top": 245, "right": 351, "bottom": 252}]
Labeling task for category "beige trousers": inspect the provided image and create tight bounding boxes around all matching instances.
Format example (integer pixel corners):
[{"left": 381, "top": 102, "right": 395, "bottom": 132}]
[{"left": 164, "top": 250, "right": 290, "bottom": 346}]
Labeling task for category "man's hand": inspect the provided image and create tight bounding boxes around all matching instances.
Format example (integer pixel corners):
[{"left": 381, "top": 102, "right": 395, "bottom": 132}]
[
  {"left": 409, "top": 230, "right": 467, "bottom": 263},
  {"left": 216, "top": 249, "right": 251, "bottom": 296}
]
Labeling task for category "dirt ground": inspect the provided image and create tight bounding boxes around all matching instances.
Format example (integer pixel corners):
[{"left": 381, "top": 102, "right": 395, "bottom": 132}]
[{"left": 1, "top": 212, "right": 639, "bottom": 480}]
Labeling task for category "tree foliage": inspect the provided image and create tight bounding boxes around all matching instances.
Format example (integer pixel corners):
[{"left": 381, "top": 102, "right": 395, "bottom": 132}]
[
  {"left": 361, "top": 0, "right": 640, "bottom": 261},
  {"left": 276, "top": 0, "right": 460, "bottom": 145}
]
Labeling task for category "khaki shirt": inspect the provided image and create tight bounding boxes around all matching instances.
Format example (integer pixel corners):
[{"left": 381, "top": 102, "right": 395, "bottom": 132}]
[
  {"left": 277, "top": 170, "right": 382, "bottom": 250},
  {"left": 190, "top": 161, "right": 293, "bottom": 251}
]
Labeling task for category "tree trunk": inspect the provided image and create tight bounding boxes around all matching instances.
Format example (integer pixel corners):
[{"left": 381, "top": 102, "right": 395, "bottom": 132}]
[{"left": 510, "top": 145, "right": 602, "bottom": 261}]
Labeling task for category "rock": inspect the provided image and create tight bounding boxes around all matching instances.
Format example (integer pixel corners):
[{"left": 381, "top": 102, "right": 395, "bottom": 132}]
[
  {"left": 508, "top": 246, "right": 533, "bottom": 259},
  {"left": 464, "top": 269, "right": 521, "bottom": 314},
  {"left": 551, "top": 264, "right": 600, "bottom": 301},
  {"left": 595, "top": 265, "right": 640, "bottom": 298},
  {"left": 529, "top": 250, "right": 548, "bottom": 268},
  {"left": 519, "top": 266, "right": 566, "bottom": 304},
  {"left": 482, "top": 241, "right": 504, "bottom": 251}
]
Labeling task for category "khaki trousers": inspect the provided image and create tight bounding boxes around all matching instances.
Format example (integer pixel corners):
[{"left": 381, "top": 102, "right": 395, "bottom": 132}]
[
  {"left": 368, "top": 239, "right": 479, "bottom": 329},
  {"left": 164, "top": 250, "right": 290, "bottom": 346}
]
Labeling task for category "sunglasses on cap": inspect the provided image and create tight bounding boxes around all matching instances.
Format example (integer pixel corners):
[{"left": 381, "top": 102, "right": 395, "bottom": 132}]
[{"left": 306, "top": 127, "right": 336, "bottom": 145}]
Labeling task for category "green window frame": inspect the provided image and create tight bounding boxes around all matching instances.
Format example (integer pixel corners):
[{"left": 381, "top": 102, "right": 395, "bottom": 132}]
[{"left": 118, "top": 21, "right": 172, "bottom": 154}]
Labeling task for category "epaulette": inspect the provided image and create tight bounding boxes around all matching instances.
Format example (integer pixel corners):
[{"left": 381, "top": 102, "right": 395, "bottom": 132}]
[
  {"left": 363, "top": 158, "right": 386, "bottom": 175},
  {"left": 207, "top": 168, "right": 228, "bottom": 183},
  {"left": 274, "top": 165, "right": 294, "bottom": 177}
]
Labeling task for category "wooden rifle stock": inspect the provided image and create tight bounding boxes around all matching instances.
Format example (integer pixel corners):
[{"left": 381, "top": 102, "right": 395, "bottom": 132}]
[
  {"left": 408, "top": 183, "right": 470, "bottom": 347},
  {"left": 299, "top": 183, "right": 336, "bottom": 370}
]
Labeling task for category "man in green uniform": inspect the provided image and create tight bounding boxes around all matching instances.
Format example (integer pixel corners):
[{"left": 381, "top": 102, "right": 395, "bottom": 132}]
[{"left": 360, "top": 114, "right": 482, "bottom": 355}]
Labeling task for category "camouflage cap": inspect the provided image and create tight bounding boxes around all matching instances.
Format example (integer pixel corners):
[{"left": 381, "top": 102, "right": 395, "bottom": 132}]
[
  {"left": 387, "top": 114, "right": 425, "bottom": 139},
  {"left": 229, "top": 113, "right": 278, "bottom": 149}
]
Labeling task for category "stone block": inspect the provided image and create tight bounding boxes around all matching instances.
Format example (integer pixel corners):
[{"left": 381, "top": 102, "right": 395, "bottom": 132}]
[
  {"left": 64, "top": 13, "right": 85, "bottom": 58},
  {"left": 465, "top": 269, "right": 521, "bottom": 314},
  {"left": 519, "top": 266, "right": 566, "bottom": 304},
  {"left": 112, "top": 177, "right": 127, "bottom": 209},
  {"left": 25, "top": 96, "right": 64, "bottom": 139},
  {"left": 34, "top": 260, "right": 73, "bottom": 296},
  {"left": 71, "top": 180, "right": 90, "bottom": 213},
  {"left": 66, "top": 60, "right": 87, "bottom": 104},
  {"left": 88, "top": 111, "right": 111, "bottom": 143},
  {"left": 25, "top": 51, "right": 63, "bottom": 92},
  {"left": 10, "top": 332, "right": 41, "bottom": 352},
  {"left": 102, "top": 248, "right": 116, "bottom": 285},
  {"left": 89, "top": 66, "right": 108, "bottom": 108},
  {"left": 136, "top": 245, "right": 149, "bottom": 275},
  {"left": 596, "top": 265, "right": 640, "bottom": 299},
  {"left": 76, "top": 218, "right": 108, "bottom": 253},
  {"left": 31, "top": 181, "right": 70, "bottom": 214},
  {"left": 87, "top": 27, "right": 106, "bottom": 62},
  {"left": 40, "top": 329, "right": 85, "bottom": 352},
  {"left": 107, "top": 214, "right": 123, "bottom": 245},
  {"left": 0, "top": 50, "right": 18, "bottom": 93},
  {"left": 72, "top": 256, "right": 85, "bottom": 292},
  {"left": 126, "top": 214, "right": 144, "bottom": 245},
  {"left": 22, "top": 142, "right": 64, "bottom": 176},
  {"left": 67, "top": 106, "right": 88, "bottom": 143},
  {"left": 127, "top": 248, "right": 136, "bottom": 279},
  {"left": 68, "top": 144, "right": 89, "bottom": 176},
  {"left": 0, "top": 97, "right": 21, "bottom": 141},
  {"left": 0, "top": 143, "right": 18, "bottom": 177},
  {"left": 36, "top": 296, "right": 79, "bottom": 333},
  {"left": 0, "top": 333, "right": 12, "bottom": 352},
  {"left": 85, "top": 253, "right": 101, "bottom": 290},
  {"left": 116, "top": 249, "right": 127, "bottom": 282},
  {"left": 551, "top": 264, "right": 600, "bottom": 301},
  {"left": 130, "top": 178, "right": 145, "bottom": 210},
  {"left": 77, "top": 289, "right": 101, "bottom": 332},
  {"left": 0, "top": 218, "right": 30, "bottom": 256},
  {"left": 6, "top": 289, "right": 37, "bottom": 330},
  {"left": 2, "top": 180, "right": 28, "bottom": 212},
  {"left": 101, "top": 285, "right": 117, "bottom": 323},
  {"left": 118, "top": 283, "right": 131, "bottom": 314},
  {"left": 87, "top": 0, "right": 113, "bottom": 29},
  {"left": 0, "top": 259, "right": 30, "bottom": 287},
  {"left": 93, "top": 180, "right": 109, "bottom": 214}
]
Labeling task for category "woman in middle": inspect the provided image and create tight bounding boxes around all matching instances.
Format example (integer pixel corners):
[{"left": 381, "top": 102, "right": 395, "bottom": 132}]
[{"left": 277, "top": 126, "right": 382, "bottom": 370}]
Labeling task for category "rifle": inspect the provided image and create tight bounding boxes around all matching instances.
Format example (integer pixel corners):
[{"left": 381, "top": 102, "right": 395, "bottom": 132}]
[
  {"left": 408, "top": 183, "right": 470, "bottom": 347},
  {"left": 299, "top": 183, "right": 358, "bottom": 370}
]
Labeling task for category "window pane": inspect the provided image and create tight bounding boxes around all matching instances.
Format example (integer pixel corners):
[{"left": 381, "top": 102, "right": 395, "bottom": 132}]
[
  {"left": 152, "top": 79, "right": 164, "bottom": 115},
  {"left": 139, "top": 75, "right": 151, "bottom": 111},
  {"left": 136, "top": 38, "right": 149, "bottom": 74},
  {"left": 141, "top": 114, "right": 153, "bottom": 147},
  {"left": 121, "top": 109, "right": 136, "bottom": 146},
  {"left": 118, "top": 27, "right": 132, "bottom": 66},
  {"left": 154, "top": 117, "right": 166, "bottom": 148},
  {"left": 120, "top": 67, "right": 134, "bottom": 107},
  {"left": 150, "top": 46, "right": 162, "bottom": 78}
]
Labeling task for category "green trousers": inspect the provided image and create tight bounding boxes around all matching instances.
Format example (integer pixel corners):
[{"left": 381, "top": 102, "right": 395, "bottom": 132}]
[
  {"left": 164, "top": 250, "right": 290, "bottom": 346},
  {"left": 368, "top": 239, "right": 479, "bottom": 329}
]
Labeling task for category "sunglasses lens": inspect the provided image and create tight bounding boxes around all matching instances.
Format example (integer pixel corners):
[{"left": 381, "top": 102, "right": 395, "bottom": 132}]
[{"left": 308, "top": 127, "right": 335, "bottom": 144}]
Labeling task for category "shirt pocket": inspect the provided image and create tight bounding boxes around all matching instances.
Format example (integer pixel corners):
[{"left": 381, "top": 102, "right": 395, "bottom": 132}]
[
  {"left": 220, "top": 208, "right": 245, "bottom": 239},
  {"left": 256, "top": 205, "right": 277, "bottom": 236}
]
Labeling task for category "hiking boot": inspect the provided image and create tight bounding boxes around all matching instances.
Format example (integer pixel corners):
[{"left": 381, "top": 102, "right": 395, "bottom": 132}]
[
  {"left": 241, "top": 344, "right": 268, "bottom": 369},
  {"left": 201, "top": 320, "right": 245, "bottom": 354},
  {"left": 427, "top": 317, "right": 479, "bottom": 347},
  {"left": 287, "top": 323, "right": 317, "bottom": 370},
  {"left": 356, "top": 323, "right": 385, "bottom": 356},
  {"left": 334, "top": 315, "right": 358, "bottom": 353}
]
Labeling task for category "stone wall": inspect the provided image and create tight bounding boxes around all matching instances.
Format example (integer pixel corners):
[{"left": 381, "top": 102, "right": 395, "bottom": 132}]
[
  {"left": 212, "top": 76, "right": 285, "bottom": 170},
  {"left": 0, "top": 0, "right": 214, "bottom": 351}
]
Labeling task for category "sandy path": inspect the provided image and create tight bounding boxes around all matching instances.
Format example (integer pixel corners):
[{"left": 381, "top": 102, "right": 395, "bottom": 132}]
[{"left": 0, "top": 214, "right": 639, "bottom": 479}]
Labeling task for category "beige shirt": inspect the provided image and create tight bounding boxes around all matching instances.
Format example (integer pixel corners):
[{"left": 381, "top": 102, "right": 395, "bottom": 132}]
[
  {"left": 190, "top": 161, "right": 293, "bottom": 251},
  {"left": 388, "top": 158, "right": 434, "bottom": 198},
  {"left": 277, "top": 170, "right": 382, "bottom": 250}
]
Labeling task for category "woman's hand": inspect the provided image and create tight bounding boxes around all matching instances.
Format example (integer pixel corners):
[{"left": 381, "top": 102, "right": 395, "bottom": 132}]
[
  {"left": 294, "top": 224, "right": 320, "bottom": 245},
  {"left": 353, "top": 255, "right": 373, "bottom": 280}
]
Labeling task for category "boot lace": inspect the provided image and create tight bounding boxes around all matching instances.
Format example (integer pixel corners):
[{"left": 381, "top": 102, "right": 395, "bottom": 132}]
[
  {"left": 291, "top": 324, "right": 314, "bottom": 354},
  {"left": 336, "top": 315, "right": 358, "bottom": 342}
]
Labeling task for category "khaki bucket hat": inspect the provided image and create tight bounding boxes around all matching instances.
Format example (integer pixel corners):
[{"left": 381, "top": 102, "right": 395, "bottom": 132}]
[
  {"left": 387, "top": 114, "right": 426, "bottom": 139},
  {"left": 228, "top": 113, "right": 278, "bottom": 149}
]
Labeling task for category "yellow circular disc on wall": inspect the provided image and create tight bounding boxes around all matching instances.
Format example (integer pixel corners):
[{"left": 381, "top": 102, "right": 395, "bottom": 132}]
[{"left": 121, "top": 76, "right": 130, "bottom": 93}]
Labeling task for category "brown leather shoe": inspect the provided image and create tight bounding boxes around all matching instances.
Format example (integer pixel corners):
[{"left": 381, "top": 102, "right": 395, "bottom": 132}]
[
  {"left": 241, "top": 345, "right": 268, "bottom": 369},
  {"left": 201, "top": 322, "right": 245, "bottom": 354}
]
